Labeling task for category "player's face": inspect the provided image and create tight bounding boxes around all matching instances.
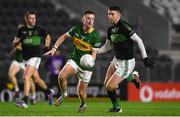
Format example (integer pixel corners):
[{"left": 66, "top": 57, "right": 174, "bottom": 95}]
[
  {"left": 25, "top": 14, "right": 36, "bottom": 27},
  {"left": 108, "top": 10, "right": 121, "bottom": 25},
  {"left": 82, "top": 14, "right": 95, "bottom": 29}
]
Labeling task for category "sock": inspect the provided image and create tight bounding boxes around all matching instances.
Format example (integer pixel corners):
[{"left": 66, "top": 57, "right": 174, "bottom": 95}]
[
  {"left": 127, "top": 74, "right": 134, "bottom": 82},
  {"left": 22, "top": 96, "right": 28, "bottom": 104},
  {"left": 15, "top": 88, "right": 19, "bottom": 92},
  {"left": 32, "top": 94, "right": 36, "bottom": 99},
  {"left": 107, "top": 90, "right": 119, "bottom": 108},
  {"left": 63, "top": 91, "right": 67, "bottom": 96}
]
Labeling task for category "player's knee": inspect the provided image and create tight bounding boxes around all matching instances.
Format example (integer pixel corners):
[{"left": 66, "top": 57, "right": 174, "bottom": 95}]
[
  {"left": 78, "top": 90, "right": 86, "bottom": 97},
  {"left": 58, "top": 74, "right": 67, "bottom": 81},
  {"left": 23, "top": 76, "right": 30, "bottom": 81},
  {"left": 106, "top": 84, "right": 116, "bottom": 91},
  {"left": 8, "top": 73, "right": 13, "bottom": 79}
]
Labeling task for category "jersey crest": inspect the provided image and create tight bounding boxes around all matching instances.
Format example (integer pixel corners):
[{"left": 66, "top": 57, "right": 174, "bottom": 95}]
[{"left": 73, "top": 37, "right": 92, "bottom": 51}]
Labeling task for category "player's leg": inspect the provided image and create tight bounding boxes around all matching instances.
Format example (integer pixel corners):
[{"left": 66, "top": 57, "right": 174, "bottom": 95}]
[
  {"left": 16, "top": 64, "right": 35, "bottom": 108},
  {"left": 23, "top": 65, "right": 35, "bottom": 104},
  {"left": 105, "top": 68, "right": 123, "bottom": 112},
  {"left": 33, "top": 70, "right": 48, "bottom": 89},
  {"left": 55, "top": 60, "right": 77, "bottom": 106},
  {"left": 121, "top": 58, "right": 141, "bottom": 89},
  {"left": 104, "top": 58, "right": 121, "bottom": 112},
  {"left": 29, "top": 77, "right": 36, "bottom": 105},
  {"left": 106, "top": 74, "right": 123, "bottom": 112},
  {"left": 32, "top": 69, "right": 54, "bottom": 105},
  {"left": 104, "top": 63, "right": 116, "bottom": 87},
  {"left": 127, "top": 71, "right": 141, "bottom": 89},
  {"left": 8, "top": 61, "right": 21, "bottom": 101},
  {"left": 77, "top": 81, "right": 88, "bottom": 112},
  {"left": 76, "top": 68, "right": 92, "bottom": 112},
  {"left": 106, "top": 58, "right": 135, "bottom": 112}
]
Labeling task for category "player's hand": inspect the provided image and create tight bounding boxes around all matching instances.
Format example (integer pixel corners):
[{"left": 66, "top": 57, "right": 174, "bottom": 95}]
[
  {"left": 43, "top": 48, "right": 56, "bottom": 56},
  {"left": 143, "top": 57, "right": 154, "bottom": 69}
]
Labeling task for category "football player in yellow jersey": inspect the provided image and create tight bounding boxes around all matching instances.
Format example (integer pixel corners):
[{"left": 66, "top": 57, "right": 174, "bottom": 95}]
[{"left": 44, "top": 10, "right": 101, "bottom": 112}]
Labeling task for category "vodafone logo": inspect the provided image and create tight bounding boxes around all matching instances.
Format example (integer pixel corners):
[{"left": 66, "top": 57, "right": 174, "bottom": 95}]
[
  {"left": 128, "top": 83, "right": 180, "bottom": 102},
  {"left": 140, "top": 85, "right": 153, "bottom": 102}
]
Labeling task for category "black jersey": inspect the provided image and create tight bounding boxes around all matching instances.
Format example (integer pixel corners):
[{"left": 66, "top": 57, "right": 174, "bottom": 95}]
[
  {"left": 16, "top": 25, "right": 48, "bottom": 60},
  {"left": 108, "top": 19, "right": 135, "bottom": 60}
]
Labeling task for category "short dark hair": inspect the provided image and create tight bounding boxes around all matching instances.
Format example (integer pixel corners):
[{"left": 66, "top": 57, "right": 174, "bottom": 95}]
[
  {"left": 25, "top": 11, "right": 37, "bottom": 18},
  {"left": 83, "top": 10, "right": 95, "bottom": 16},
  {"left": 108, "top": 6, "right": 121, "bottom": 13}
]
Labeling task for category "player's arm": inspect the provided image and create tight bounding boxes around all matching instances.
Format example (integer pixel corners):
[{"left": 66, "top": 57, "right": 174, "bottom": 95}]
[
  {"left": 53, "top": 33, "right": 69, "bottom": 49},
  {"left": 12, "top": 37, "right": 21, "bottom": 47},
  {"left": 43, "top": 34, "right": 51, "bottom": 53},
  {"left": 44, "top": 33, "right": 70, "bottom": 56},
  {"left": 130, "top": 33, "right": 147, "bottom": 59},
  {"left": 130, "top": 33, "right": 154, "bottom": 69},
  {"left": 91, "top": 48, "right": 99, "bottom": 59},
  {"left": 11, "top": 37, "right": 21, "bottom": 55},
  {"left": 98, "top": 39, "right": 112, "bottom": 54},
  {"left": 45, "top": 34, "right": 51, "bottom": 48}
]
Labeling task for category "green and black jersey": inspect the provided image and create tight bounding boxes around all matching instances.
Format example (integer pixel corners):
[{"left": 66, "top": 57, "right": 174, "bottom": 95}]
[
  {"left": 16, "top": 26, "right": 48, "bottom": 60},
  {"left": 108, "top": 19, "right": 135, "bottom": 60},
  {"left": 67, "top": 24, "right": 101, "bottom": 67}
]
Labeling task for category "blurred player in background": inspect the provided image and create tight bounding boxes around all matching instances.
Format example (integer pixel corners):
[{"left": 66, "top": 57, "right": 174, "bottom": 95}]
[
  {"left": 8, "top": 42, "right": 36, "bottom": 104},
  {"left": 44, "top": 10, "right": 101, "bottom": 112},
  {"left": 45, "top": 50, "right": 65, "bottom": 97},
  {"left": 13, "top": 11, "right": 54, "bottom": 108},
  {"left": 98, "top": 6, "right": 154, "bottom": 112}
]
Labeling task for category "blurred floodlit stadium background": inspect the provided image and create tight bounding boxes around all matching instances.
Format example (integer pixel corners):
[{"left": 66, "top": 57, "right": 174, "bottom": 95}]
[{"left": 0, "top": 0, "right": 180, "bottom": 102}]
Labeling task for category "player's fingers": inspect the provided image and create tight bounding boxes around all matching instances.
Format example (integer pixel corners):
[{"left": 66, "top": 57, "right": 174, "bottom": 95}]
[
  {"left": 43, "top": 51, "right": 51, "bottom": 56},
  {"left": 51, "top": 51, "right": 55, "bottom": 56}
]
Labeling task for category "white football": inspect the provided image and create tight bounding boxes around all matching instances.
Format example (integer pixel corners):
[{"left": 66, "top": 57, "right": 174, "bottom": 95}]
[{"left": 80, "top": 54, "right": 95, "bottom": 68}]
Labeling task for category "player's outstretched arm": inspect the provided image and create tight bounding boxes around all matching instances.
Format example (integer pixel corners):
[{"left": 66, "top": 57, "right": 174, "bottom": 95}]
[
  {"left": 44, "top": 33, "right": 69, "bottom": 56},
  {"left": 98, "top": 39, "right": 112, "bottom": 54}
]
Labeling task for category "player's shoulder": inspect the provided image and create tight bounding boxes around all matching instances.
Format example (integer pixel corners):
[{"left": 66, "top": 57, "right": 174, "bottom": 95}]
[
  {"left": 16, "top": 25, "right": 28, "bottom": 33},
  {"left": 69, "top": 24, "right": 82, "bottom": 34},
  {"left": 93, "top": 28, "right": 100, "bottom": 35},
  {"left": 73, "top": 24, "right": 82, "bottom": 30},
  {"left": 18, "top": 25, "right": 27, "bottom": 30},
  {"left": 119, "top": 19, "right": 132, "bottom": 28}
]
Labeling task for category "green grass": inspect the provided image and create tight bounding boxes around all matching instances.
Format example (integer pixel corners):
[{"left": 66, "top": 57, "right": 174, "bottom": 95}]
[{"left": 0, "top": 97, "right": 180, "bottom": 116}]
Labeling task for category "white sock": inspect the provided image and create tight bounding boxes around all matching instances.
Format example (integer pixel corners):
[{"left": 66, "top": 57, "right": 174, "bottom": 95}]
[
  {"left": 64, "top": 92, "right": 68, "bottom": 96},
  {"left": 15, "top": 88, "right": 19, "bottom": 92},
  {"left": 32, "top": 94, "right": 36, "bottom": 99}
]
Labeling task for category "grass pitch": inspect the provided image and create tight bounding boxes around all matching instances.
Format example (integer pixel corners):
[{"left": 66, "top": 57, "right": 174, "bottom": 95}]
[{"left": 0, "top": 97, "right": 180, "bottom": 116}]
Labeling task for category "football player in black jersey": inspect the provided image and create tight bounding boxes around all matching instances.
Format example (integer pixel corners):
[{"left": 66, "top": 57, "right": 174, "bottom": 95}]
[
  {"left": 98, "top": 6, "right": 154, "bottom": 112},
  {"left": 13, "top": 11, "right": 54, "bottom": 108}
]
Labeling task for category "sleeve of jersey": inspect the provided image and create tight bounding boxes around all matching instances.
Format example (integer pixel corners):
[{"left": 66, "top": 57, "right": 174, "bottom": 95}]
[
  {"left": 92, "top": 32, "right": 101, "bottom": 50},
  {"left": 66, "top": 26, "right": 76, "bottom": 37},
  {"left": 40, "top": 27, "right": 48, "bottom": 37},
  {"left": 130, "top": 33, "right": 147, "bottom": 58},
  {"left": 16, "top": 28, "right": 22, "bottom": 38},
  {"left": 122, "top": 23, "right": 134, "bottom": 37}
]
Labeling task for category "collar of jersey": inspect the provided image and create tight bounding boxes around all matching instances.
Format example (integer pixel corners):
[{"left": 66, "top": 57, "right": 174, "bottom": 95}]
[
  {"left": 85, "top": 27, "right": 94, "bottom": 34},
  {"left": 27, "top": 25, "right": 35, "bottom": 28}
]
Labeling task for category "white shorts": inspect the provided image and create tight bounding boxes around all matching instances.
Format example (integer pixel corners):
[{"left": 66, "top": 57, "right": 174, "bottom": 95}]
[
  {"left": 66, "top": 59, "right": 93, "bottom": 83},
  {"left": 24, "top": 57, "right": 41, "bottom": 69},
  {"left": 11, "top": 60, "right": 25, "bottom": 70},
  {"left": 111, "top": 57, "right": 135, "bottom": 79}
]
